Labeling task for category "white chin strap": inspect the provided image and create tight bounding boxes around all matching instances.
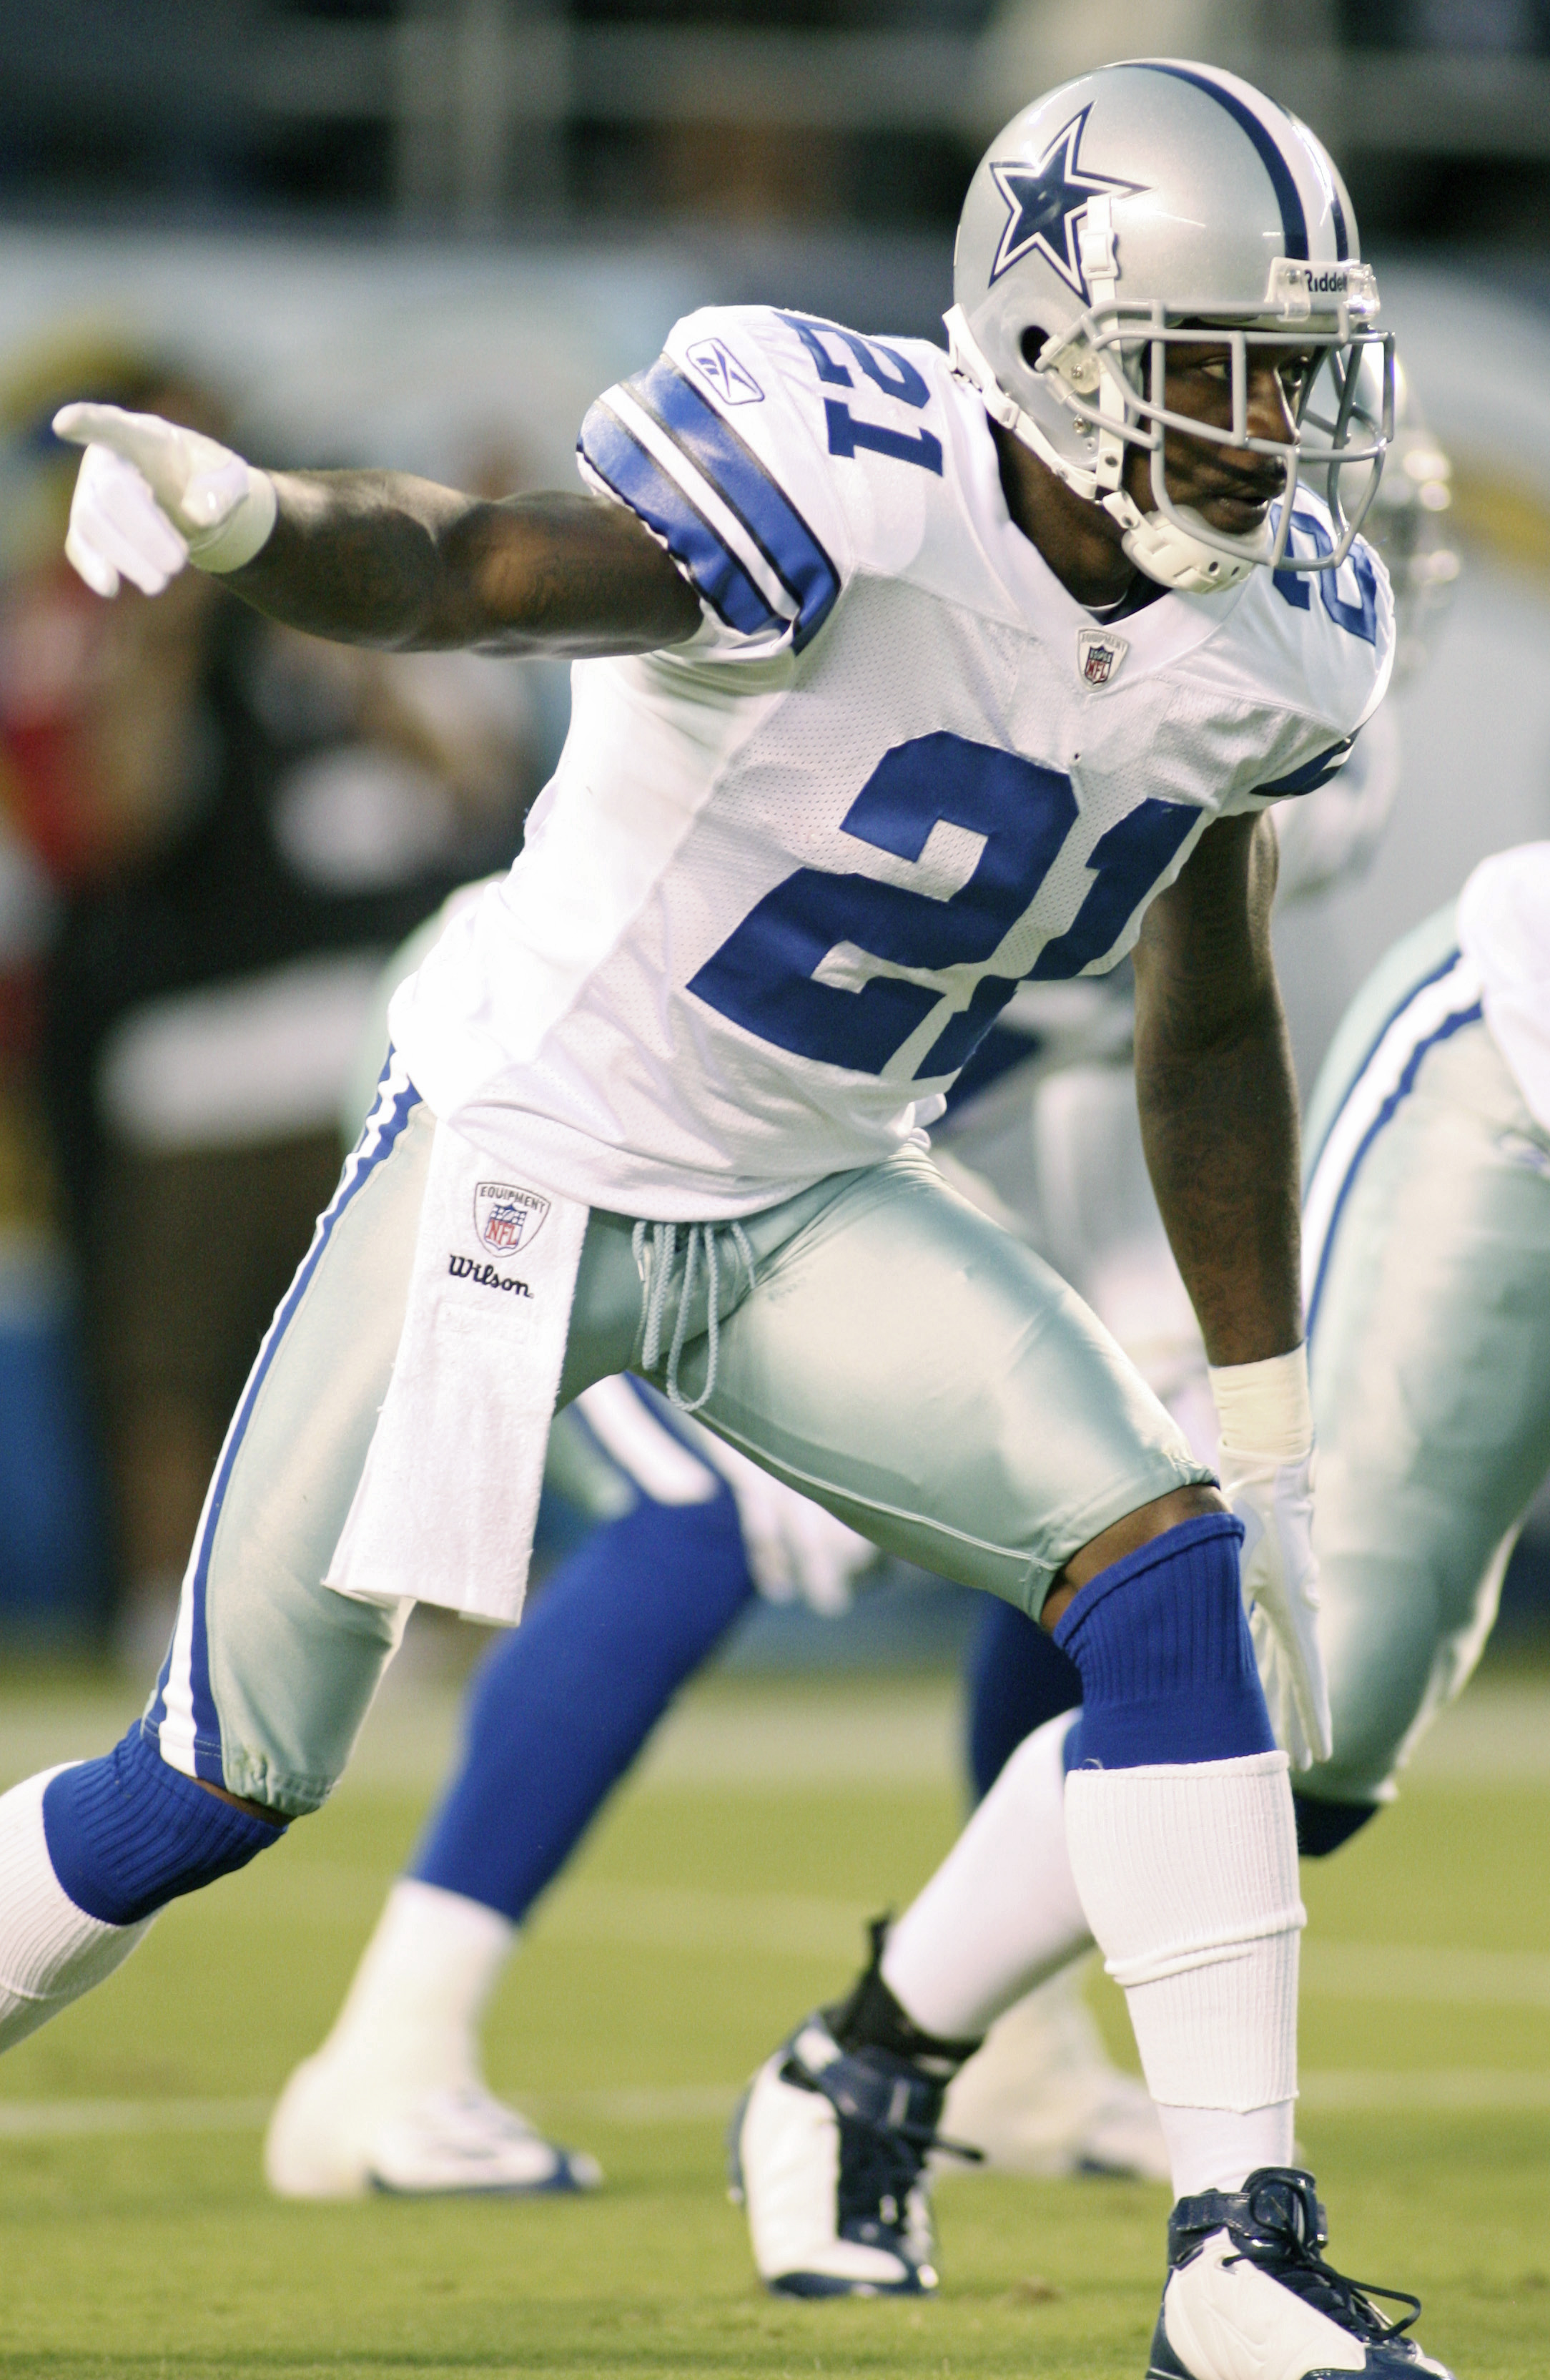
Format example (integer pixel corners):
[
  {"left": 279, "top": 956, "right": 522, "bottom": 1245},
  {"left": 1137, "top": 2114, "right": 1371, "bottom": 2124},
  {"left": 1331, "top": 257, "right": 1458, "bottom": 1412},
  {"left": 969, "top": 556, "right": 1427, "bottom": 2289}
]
[{"left": 944, "top": 305, "right": 1264, "bottom": 596}]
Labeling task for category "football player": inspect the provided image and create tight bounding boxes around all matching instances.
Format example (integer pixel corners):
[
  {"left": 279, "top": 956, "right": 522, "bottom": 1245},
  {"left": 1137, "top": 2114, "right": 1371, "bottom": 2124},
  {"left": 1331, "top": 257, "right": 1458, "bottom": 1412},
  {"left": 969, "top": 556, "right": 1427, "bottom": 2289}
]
[
  {"left": 0, "top": 59, "right": 1443, "bottom": 2380},
  {"left": 261, "top": 1364, "right": 873, "bottom": 2198},
  {"left": 932, "top": 355, "right": 1456, "bottom": 2175},
  {"left": 742, "top": 840, "right": 1536, "bottom": 2349}
]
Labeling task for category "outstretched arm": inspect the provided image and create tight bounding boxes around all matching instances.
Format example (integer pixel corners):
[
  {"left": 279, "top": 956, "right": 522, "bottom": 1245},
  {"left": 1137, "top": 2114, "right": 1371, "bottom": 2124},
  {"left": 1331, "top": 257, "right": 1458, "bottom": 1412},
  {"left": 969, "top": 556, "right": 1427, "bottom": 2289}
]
[
  {"left": 1132, "top": 807, "right": 1301, "bottom": 1367},
  {"left": 236, "top": 477, "right": 702, "bottom": 657},
  {"left": 53, "top": 403, "right": 702, "bottom": 659}
]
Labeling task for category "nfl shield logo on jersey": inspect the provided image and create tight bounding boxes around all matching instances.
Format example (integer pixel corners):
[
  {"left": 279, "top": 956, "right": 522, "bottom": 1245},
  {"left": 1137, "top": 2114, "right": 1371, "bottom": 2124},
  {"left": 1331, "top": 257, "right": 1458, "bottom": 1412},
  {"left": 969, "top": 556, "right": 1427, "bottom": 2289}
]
[
  {"left": 1077, "top": 626, "right": 1127, "bottom": 686},
  {"left": 473, "top": 1182, "right": 550, "bottom": 1256}
]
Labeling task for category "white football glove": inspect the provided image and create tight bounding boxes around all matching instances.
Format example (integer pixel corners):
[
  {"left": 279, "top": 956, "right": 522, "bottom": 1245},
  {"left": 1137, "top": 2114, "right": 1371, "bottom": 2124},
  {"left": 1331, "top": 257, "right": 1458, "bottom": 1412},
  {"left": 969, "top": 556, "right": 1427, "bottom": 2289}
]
[
  {"left": 1216, "top": 1442, "right": 1331, "bottom": 1770},
  {"left": 53, "top": 402, "right": 277, "bottom": 599},
  {"left": 696, "top": 1435, "right": 878, "bottom": 1618},
  {"left": 1208, "top": 1347, "right": 1332, "bottom": 1771}
]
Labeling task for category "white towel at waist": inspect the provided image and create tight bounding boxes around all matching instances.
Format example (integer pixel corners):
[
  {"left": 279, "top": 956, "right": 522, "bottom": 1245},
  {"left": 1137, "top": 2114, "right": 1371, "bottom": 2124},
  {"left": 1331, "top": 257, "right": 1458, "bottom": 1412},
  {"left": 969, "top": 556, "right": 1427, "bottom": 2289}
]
[{"left": 325, "top": 1114, "right": 588, "bottom": 1623}]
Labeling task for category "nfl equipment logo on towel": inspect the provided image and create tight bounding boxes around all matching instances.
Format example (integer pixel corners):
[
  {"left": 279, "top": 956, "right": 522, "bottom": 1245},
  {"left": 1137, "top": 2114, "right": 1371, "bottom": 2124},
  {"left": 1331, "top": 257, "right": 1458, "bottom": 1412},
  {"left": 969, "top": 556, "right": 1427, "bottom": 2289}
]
[
  {"left": 1077, "top": 626, "right": 1127, "bottom": 686},
  {"left": 474, "top": 1182, "right": 550, "bottom": 1254}
]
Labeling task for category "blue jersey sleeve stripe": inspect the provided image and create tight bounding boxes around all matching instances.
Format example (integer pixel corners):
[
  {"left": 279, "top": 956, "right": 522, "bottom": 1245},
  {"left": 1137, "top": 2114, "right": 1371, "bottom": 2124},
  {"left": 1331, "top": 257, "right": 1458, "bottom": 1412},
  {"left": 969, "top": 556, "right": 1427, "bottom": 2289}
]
[
  {"left": 626, "top": 356, "right": 841, "bottom": 654},
  {"left": 1258, "top": 737, "right": 1354, "bottom": 798},
  {"left": 579, "top": 400, "right": 782, "bottom": 643}
]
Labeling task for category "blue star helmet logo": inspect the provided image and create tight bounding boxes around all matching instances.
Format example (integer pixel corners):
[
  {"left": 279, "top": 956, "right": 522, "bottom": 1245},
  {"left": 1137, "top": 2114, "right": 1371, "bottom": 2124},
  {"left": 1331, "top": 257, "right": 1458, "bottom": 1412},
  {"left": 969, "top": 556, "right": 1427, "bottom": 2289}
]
[{"left": 988, "top": 107, "right": 1147, "bottom": 300}]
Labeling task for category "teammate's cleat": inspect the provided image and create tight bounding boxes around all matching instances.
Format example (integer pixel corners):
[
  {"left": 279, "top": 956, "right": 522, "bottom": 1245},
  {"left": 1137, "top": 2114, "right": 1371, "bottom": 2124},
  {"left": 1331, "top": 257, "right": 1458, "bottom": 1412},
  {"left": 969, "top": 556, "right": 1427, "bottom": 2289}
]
[
  {"left": 1149, "top": 2167, "right": 1453, "bottom": 2380},
  {"left": 729, "top": 2015, "right": 944, "bottom": 2297},
  {"left": 264, "top": 2055, "right": 601, "bottom": 2200},
  {"left": 939, "top": 1965, "right": 1171, "bottom": 2183}
]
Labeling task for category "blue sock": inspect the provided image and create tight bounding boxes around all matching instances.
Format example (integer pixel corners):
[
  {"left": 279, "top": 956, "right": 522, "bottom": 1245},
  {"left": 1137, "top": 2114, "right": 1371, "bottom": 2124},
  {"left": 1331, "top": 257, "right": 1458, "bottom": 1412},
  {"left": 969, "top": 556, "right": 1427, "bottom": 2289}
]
[
  {"left": 963, "top": 1593, "right": 1082, "bottom": 1801},
  {"left": 42, "top": 1727, "right": 284, "bottom": 1926},
  {"left": 410, "top": 1483, "right": 755, "bottom": 1921},
  {"left": 1053, "top": 1512, "right": 1273, "bottom": 1771}
]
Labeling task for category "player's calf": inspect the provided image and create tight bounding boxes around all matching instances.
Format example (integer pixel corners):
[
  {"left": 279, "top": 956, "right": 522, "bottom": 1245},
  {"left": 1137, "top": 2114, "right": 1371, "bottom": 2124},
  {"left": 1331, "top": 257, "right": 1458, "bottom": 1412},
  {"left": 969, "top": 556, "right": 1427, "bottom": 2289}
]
[{"left": 0, "top": 1726, "right": 285, "bottom": 2050}]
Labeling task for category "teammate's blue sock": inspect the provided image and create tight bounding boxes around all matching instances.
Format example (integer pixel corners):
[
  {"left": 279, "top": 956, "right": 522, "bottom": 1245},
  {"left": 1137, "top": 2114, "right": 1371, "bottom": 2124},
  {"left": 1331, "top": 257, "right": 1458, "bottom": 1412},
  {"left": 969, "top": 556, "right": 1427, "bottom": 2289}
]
[
  {"left": 963, "top": 1594, "right": 1082, "bottom": 1799},
  {"left": 1052, "top": 1511, "right": 1272, "bottom": 1769},
  {"left": 42, "top": 1726, "right": 284, "bottom": 1925},
  {"left": 410, "top": 1485, "right": 755, "bottom": 1921}
]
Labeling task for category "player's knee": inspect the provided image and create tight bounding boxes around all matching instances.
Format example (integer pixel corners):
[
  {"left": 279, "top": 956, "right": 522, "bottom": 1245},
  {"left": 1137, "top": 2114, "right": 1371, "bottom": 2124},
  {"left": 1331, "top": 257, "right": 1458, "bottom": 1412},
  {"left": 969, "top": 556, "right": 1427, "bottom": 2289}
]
[
  {"left": 1047, "top": 1480, "right": 1225, "bottom": 1628},
  {"left": 1051, "top": 1510, "right": 1274, "bottom": 1770},
  {"left": 41, "top": 1727, "right": 287, "bottom": 1927}
]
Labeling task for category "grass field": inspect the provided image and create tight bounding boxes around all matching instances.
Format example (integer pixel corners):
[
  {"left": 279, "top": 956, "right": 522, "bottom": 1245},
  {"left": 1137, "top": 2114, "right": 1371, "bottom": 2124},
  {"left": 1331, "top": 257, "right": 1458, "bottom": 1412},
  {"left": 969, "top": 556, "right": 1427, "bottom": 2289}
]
[{"left": 0, "top": 1656, "right": 1546, "bottom": 2379}]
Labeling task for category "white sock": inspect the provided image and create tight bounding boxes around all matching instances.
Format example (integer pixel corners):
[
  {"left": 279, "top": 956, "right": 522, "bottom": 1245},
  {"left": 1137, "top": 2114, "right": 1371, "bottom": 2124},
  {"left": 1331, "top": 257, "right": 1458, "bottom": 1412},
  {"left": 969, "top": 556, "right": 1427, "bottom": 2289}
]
[
  {"left": 1064, "top": 1750, "right": 1304, "bottom": 2200},
  {"left": 317, "top": 1877, "right": 515, "bottom": 2095},
  {"left": 1157, "top": 2100, "right": 1295, "bottom": 2198},
  {"left": 881, "top": 1712, "right": 1092, "bottom": 2040},
  {"left": 0, "top": 1769, "right": 155, "bottom": 2051}
]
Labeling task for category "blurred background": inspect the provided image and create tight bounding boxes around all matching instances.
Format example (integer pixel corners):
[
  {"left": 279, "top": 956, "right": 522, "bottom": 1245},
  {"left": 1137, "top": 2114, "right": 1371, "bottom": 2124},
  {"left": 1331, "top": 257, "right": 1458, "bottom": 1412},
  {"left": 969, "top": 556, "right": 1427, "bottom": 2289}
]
[{"left": 0, "top": 0, "right": 1546, "bottom": 1666}]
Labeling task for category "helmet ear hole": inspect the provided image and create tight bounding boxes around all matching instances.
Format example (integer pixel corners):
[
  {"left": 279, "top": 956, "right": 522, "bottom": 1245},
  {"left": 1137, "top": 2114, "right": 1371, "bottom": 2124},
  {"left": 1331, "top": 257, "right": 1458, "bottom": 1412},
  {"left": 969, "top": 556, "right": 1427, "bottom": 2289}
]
[{"left": 1018, "top": 326, "right": 1049, "bottom": 371}]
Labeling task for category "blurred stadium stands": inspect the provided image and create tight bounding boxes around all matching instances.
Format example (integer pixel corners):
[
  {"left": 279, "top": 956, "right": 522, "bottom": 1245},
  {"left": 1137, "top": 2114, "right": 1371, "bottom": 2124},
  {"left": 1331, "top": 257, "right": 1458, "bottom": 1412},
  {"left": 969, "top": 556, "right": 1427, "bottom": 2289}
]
[
  {"left": 0, "top": 1, "right": 1547, "bottom": 1652},
  {"left": 0, "top": 4, "right": 1549, "bottom": 237}
]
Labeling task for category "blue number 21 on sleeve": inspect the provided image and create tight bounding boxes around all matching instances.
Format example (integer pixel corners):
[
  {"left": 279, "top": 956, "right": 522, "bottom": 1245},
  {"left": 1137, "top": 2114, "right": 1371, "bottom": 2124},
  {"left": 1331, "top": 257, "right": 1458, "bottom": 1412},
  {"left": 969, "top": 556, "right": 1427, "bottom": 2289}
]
[
  {"left": 779, "top": 313, "right": 944, "bottom": 477},
  {"left": 688, "top": 734, "right": 1200, "bottom": 1081}
]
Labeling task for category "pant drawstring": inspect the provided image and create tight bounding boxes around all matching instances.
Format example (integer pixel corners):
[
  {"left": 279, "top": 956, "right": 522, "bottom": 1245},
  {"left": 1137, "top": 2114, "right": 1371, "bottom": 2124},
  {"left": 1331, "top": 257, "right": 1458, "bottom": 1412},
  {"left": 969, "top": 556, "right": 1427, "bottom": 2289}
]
[{"left": 631, "top": 1219, "right": 757, "bottom": 1414}]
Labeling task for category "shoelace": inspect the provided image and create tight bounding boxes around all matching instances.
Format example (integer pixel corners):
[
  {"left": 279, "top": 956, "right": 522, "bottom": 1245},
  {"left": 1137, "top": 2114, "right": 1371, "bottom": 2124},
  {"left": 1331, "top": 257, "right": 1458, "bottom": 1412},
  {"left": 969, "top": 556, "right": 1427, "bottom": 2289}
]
[
  {"left": 784, "top": 2047, "right": 982, "bottom": 2241},
  {"left": 632, "top": 1219, "right": 757, "bottom": 1413},
  {"left": 1224, "top": 2231, "right": 1421, "bottom": 2341}
]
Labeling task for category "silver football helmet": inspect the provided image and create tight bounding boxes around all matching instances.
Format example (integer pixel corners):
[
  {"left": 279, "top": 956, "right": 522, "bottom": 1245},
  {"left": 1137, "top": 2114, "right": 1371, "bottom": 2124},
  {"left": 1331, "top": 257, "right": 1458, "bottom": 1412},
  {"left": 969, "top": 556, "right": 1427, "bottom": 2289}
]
[
  {"left": 946, "top": 59, "right": 1394, "bottom": 594},
  {"left": 1305, "top": 352, "right": 1455, "bottom": 681}
]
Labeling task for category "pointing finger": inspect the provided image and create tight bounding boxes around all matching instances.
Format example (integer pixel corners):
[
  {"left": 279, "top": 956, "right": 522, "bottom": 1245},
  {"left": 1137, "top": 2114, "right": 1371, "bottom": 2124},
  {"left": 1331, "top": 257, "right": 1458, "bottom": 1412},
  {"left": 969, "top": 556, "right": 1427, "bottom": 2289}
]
[{"left": 52, "top": 403, "right": 184, "bottom": 496}]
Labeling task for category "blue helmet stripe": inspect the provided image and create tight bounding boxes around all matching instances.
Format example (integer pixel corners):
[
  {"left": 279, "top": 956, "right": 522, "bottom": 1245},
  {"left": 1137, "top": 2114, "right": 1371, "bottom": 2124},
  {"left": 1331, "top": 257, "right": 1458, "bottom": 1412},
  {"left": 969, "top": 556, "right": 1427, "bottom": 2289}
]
[
  {"left": 1285, "top": 104, "right": 1352, "bottom": 262},
  {"left": 579, "top": 399, "right": 781, "bottom": 641},
  {"left": 1328, "top": 183, "right": 1350, "bottom": 262},
  {"left": 628, "top": 355, "right": 841, "bottom": 653},
  {"left": 1137, "top": 62, "right": 1309, "bottom": 261}
]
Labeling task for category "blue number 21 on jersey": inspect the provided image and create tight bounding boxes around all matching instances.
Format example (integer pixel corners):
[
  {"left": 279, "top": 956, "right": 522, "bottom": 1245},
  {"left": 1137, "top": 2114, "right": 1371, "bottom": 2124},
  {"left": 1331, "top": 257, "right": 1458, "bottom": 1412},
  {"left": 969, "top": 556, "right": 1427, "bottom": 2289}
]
[{"left": 688, "top": 734, "right": 1200, "bottom": 1081}]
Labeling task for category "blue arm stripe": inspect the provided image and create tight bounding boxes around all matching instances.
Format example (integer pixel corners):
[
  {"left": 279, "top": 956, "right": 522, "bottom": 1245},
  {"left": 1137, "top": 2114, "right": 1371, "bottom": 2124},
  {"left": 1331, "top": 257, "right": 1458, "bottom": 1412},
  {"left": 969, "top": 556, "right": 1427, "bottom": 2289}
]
[
  {"left": 1258, "top": 737, "right": 1354, "bottom": 798},
  {"left": 626, "top": 355, "right": 841, "bottom": 653},
  {"left": 578, "top": 400, "right": 781, "bottom": 642}
]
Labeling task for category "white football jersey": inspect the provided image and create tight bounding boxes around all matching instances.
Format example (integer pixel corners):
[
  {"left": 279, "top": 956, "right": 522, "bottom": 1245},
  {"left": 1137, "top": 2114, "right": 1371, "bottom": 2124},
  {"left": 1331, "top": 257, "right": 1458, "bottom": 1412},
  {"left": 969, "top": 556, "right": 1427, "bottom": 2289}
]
[
  {"left": 1458, "top": 841, "right": 1550, "bottom": 1134},
  {"left": 390, "top": 304, "right": 1394, "bottom": 1219}
]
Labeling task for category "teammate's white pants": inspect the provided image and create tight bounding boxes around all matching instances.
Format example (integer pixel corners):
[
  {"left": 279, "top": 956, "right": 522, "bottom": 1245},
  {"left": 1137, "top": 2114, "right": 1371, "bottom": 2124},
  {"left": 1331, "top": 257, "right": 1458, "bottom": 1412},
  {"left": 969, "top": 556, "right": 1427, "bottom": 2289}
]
[{"left": 1298, "top": 915, "right": 1550, "bottom": 1810}]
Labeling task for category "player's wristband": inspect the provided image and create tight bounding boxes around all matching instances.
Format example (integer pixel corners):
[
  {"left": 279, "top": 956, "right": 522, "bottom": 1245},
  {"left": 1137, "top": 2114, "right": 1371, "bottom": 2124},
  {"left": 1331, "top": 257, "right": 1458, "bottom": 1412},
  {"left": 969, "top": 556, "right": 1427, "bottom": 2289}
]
[
  {"left": 1207, "top": 1344, "right": 1313, "bottom": 1459},
  {"left": 186, "top": 468, "right": 278, "bottom": 575}
]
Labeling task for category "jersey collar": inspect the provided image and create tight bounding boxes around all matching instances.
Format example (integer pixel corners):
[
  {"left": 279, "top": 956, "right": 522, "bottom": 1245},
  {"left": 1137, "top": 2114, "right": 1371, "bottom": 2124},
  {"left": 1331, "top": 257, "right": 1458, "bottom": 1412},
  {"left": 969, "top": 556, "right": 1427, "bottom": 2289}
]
[{"left": 954, "top": 383, "right": 1250, "bottom": 683}]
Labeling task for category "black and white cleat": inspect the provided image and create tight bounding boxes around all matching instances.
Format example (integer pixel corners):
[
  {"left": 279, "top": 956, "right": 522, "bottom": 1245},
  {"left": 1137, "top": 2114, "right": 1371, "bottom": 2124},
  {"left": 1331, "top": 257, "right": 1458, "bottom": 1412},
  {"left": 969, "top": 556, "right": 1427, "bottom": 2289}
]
[
  {"left": 729, "top": 2015, "right": 947, "bottom": 2298},
  {"left": 1147, "top": 2167, "right": 1454, "bottom": 2380}
]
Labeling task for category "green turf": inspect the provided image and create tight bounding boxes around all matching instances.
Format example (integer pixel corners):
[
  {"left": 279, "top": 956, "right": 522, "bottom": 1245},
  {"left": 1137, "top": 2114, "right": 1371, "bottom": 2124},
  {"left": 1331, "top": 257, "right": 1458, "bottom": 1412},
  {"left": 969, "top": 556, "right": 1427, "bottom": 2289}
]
[{"left": 0, "top": 1673, "right": 1546, "bottom": 2377}]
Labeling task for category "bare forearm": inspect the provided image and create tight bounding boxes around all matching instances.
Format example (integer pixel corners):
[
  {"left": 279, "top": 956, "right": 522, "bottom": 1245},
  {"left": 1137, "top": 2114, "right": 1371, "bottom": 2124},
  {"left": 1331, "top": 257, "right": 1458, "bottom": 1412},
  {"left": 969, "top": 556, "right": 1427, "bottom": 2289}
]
[
  {"left": 1135, "top": 983, "right": 1303, "bottom": 1364},
  {"left": 1132, "top": 811, "right": 1303, "bottom": 1367},
  {"left": 227, "top": 473, "right": 701, "bottom": 657}
]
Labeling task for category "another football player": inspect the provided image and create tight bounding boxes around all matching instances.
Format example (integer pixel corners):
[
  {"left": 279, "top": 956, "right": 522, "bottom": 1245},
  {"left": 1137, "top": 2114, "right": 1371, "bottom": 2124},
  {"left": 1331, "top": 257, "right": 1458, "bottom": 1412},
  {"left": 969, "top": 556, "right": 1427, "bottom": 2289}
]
[
  {"left": 743, "top": 840, "right": 1534, "bottom": 2361},
  {"left": 0, "top": 59, "right": 1444, "bottom": 2380},
  {"left": 261, "top": 1366, "right": 872, "bottom": 2198}
]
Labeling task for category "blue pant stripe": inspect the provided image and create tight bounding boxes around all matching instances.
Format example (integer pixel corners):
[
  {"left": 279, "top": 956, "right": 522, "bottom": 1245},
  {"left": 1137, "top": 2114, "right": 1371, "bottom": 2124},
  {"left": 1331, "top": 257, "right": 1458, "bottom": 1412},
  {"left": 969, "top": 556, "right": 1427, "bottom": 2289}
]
[
  {"left": 149, "top": 1056, "right": 420, "bottom": 1778},
  {"left": 1305, "top": 987, "right": 1483, "bottom": 1343},
  {"left": 1304, "top": 946, "right": 1468, "bottom": 1183}
]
